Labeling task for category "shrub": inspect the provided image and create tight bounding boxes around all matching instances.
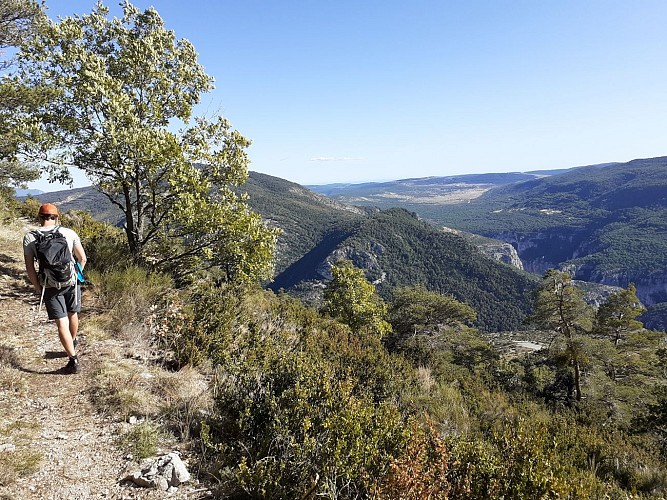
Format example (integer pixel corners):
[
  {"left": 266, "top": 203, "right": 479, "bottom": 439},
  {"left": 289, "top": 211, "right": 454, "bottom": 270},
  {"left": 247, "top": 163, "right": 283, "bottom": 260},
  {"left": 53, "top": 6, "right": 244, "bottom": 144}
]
[
  {"left": 151, "top": 282, "right": 248, "bottom": 368},
  {"left": 196, "top": 293, "right": 411, "bottom": 498},
  {"left": 205, "top": 348, "right": 408, "bottom": 499},
  {"left": 120, "top": 421, "right": 160, "bottom": 460}
]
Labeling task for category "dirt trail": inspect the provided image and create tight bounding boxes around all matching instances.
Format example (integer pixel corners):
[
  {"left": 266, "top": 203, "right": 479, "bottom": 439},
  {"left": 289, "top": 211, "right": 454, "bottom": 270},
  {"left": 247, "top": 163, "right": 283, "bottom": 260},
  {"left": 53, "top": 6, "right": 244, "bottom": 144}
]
[{"left": 0, "top": 221, "right": 200, "bottom": 499}]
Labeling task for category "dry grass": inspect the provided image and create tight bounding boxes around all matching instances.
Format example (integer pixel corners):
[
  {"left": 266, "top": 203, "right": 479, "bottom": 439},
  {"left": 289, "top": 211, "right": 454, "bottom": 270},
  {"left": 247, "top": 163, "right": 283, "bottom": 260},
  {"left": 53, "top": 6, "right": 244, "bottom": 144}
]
[
  {"left": 416, "top": 366, "right": 436, "bottom": 392},
  {"left": 0, "top": 346, "right": 27, "bottom": 395},
  {"left": 156, "top": 366, "right": 212, "bottom": 440},
  {"left": 119, "top": 421, "right": 160, "bottom": 460},
  {"left": 0, "top": 420, "right": 42, "bottom": 486},
  {"left": 0, "top": 219, "right": 26, "bottom": 255},
  {"left": 89, "top": 360, "right": 162, "bottom": 420}
]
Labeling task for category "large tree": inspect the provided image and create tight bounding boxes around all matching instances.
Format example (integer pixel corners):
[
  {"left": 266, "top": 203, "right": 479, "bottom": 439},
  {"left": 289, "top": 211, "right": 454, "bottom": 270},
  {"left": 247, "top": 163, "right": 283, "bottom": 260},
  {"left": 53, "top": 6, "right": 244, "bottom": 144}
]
[
  {"left": 530, "top": 270, "right": 594, "bottom": 401},
  {"left": 0, "top": 0, "right": 42, "bottom": 192},
  {"left": 4, "top": 2, "right": 277, "bottom": 281}
]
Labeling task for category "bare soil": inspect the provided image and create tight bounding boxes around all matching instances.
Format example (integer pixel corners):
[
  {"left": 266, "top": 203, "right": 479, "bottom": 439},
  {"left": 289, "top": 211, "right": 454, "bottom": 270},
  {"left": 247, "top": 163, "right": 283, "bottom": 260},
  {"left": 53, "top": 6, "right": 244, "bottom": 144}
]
[{"left": 0, "top": 221, "right": 208, "bottom": 499}]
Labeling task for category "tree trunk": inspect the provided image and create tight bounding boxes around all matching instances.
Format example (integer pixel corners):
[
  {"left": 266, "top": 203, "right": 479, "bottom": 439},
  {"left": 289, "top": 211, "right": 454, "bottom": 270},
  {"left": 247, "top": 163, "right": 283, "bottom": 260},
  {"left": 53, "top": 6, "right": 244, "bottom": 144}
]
[
  {"left": 573, "top": 359, "right": 582, "bottom": 401},
  {"left": 122, "top": 184, "right": 143, "bottom": 265}
]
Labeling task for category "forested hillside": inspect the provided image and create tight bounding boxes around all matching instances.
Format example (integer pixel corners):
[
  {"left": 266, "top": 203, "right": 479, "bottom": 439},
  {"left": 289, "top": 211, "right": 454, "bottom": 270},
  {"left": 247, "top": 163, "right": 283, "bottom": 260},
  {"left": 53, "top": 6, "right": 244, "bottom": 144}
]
[
  {"left": 271, "top": 208, "right": 537, "bottom": 331},
  {"left": 3, "top": 2, "right": 667, "bottom": 497}
]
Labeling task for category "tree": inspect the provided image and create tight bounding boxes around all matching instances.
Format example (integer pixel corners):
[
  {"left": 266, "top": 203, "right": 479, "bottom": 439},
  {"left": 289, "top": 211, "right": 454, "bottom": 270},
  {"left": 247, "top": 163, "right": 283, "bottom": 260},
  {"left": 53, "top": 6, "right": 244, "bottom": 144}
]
[
  {"left": 3, "top": 2, "right": 277, "bottom": 281},
  {"left": 530, "top": 270, "right": 594, "bottom": 401},
  {"left": 388, "top": 284, "right": 476, "bottom": 336},
  {"left": 322, "top": 260, "right": 392, "bottom": 338},
  {"left": 595, "top": 284, "right": 646, "bottom": 346},
  {"left": 0, "top": 0, "right": 42, "bottom": 192}
]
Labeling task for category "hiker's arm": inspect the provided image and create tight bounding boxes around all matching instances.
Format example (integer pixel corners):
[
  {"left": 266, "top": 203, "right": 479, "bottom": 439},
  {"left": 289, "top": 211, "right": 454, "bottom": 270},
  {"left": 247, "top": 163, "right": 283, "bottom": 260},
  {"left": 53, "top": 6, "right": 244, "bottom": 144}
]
[
  {"left": 73, "top": 242, "right": 87, "bottom": 270},
  {"left": 24, "top": 254, "right": 41, "bottom": 293}
]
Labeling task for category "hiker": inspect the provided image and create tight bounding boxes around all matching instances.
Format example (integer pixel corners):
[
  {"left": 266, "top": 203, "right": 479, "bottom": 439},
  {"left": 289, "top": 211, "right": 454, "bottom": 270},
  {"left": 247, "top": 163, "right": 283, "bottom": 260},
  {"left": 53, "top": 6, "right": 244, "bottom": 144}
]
[{"left": 23, "top": 203, "right": 87, "bottom": 374}]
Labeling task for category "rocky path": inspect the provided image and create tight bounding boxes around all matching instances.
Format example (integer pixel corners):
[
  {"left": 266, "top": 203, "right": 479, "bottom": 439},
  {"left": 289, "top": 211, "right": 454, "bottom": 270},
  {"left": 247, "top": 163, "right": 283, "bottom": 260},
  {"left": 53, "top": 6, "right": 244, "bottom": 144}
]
[{"left": 0, "top": 221, "right": 203, "bottom": 499}]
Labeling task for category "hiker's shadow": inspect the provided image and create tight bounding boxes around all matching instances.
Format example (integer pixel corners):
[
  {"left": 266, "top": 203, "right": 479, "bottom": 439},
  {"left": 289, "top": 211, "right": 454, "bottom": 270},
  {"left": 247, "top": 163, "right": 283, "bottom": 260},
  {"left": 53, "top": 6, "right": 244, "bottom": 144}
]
[
  {"left": 14, "top": 364, "right": 64, "bottom": 375},
  {"left": 44, "top": 351, "right": 67, "bottom": 359},
  {"left": 10, "top": 352, "right": 71, "bottom": 375}
]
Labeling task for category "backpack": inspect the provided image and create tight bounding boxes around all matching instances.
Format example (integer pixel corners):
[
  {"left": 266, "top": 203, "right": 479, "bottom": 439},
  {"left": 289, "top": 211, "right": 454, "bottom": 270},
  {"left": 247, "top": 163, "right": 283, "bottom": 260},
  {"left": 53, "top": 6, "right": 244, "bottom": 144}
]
[{"left": 32, "top": 227, "right": 75, "bottom": 288}]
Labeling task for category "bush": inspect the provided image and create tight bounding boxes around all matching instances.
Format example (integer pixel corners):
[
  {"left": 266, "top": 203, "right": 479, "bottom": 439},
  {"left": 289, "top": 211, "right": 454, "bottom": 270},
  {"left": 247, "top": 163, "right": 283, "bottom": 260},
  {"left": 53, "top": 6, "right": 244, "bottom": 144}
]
[
  {"left": 120, "top": 421, "right": 160, "bottom": 460},
  {"left": 205, "top": 348, "right": 408, "bottom": 498},
  {"left": 194, "top": 292, "right": 411, "bottom": 498},
  {"left": 151, "top": 282, "right": 248, "bottom": 368}
]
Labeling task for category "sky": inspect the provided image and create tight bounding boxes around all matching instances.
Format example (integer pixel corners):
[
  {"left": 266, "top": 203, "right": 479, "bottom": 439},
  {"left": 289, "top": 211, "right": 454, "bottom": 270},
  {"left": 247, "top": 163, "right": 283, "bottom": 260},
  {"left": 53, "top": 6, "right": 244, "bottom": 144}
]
[{"left": 25, "top": 0, "right": 667, "bottom": 191}]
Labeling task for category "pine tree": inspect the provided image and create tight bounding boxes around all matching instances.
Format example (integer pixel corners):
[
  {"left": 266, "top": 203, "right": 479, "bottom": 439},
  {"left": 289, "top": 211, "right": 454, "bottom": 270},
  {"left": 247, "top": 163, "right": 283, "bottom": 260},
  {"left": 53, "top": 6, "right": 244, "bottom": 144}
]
[
  {"left": 595, "top": 284, "right": 646, "bottom": 346},
  {"left": 530, "top": 270, "right": 594, "bottom": 401}
]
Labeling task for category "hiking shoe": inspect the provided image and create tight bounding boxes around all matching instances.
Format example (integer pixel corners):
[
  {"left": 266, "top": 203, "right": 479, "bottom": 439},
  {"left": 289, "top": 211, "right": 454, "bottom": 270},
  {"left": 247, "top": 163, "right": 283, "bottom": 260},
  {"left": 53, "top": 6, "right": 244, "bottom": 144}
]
[{"left": 64, "top": 356, "right": 80, "bottom": 374}]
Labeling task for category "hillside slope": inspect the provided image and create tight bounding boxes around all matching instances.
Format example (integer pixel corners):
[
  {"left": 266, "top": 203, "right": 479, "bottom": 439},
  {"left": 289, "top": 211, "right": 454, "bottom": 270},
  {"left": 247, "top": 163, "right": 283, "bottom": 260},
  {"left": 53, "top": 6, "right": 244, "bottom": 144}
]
[
  {"left": 271, "top": 208, "right": 538, "bottom": 332},
  {"left": 26, "top": 174, "right": 536, "bottom": 331}
]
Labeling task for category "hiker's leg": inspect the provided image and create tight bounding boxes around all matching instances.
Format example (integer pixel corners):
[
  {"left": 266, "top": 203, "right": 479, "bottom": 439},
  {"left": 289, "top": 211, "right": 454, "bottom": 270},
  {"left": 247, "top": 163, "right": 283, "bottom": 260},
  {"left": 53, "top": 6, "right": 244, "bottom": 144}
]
[
  {"left": 55, "top": 316, "right": 75, "bottom": 357},
  {"left": 63, "top": 285, "right": 81, "bottom": 344},
  {"left": 68, "top": 311, "right": 78, "bottom": 342}
]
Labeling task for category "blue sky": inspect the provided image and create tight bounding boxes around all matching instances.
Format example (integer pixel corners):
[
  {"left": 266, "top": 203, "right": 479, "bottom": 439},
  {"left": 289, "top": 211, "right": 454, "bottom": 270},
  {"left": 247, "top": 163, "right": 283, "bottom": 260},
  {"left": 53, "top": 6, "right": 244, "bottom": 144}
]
[{"left": 28, "top": 0, "right": 667, "bottom": 190}]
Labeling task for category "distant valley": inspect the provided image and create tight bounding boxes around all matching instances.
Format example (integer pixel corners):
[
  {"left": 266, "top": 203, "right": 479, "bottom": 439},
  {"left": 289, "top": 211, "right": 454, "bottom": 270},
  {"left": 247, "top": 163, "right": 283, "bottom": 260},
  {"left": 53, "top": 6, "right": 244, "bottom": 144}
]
[{"left": 309, "top": 157, "right": 667, "bottom": 330}]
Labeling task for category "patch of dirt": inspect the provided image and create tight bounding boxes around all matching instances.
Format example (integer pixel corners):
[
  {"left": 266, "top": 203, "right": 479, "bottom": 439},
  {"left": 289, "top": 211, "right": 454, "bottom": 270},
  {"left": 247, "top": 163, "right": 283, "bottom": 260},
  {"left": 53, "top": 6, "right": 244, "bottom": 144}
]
[{"left": 0, "top": 220, "right": 209, "bottom": 499}]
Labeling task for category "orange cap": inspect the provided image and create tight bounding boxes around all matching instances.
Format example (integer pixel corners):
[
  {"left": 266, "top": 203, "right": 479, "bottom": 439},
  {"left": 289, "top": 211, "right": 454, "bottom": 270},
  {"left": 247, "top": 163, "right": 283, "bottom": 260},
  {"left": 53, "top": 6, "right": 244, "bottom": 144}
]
[{"left": 38, "top": 203, "right": 59, "bottom": 216}]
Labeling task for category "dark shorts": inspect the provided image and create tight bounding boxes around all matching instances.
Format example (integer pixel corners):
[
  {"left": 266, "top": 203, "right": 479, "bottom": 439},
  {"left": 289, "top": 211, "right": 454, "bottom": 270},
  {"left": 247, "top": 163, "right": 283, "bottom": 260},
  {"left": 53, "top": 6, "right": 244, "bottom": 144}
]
[{"left": 43, "top": 284, "right": 81, "bottom": 320}]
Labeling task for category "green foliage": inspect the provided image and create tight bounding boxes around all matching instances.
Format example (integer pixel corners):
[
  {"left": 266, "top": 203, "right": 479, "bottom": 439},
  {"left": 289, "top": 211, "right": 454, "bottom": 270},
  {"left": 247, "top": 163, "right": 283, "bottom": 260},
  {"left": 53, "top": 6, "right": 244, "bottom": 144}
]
[
  {"left": 530, "top": 270, "right": 594, "bottom": 336},
  {"left": 322, "top": 259, "right": 392, "bottom": 339},
  {"left": 313, "top": 159, "right": 667, "bottom": 317},
  {"left": 342, "top": 209, "right": 536, "bottom": 331},
  {"left": 0, "top": 1, "right": 45, "bottom": 191},
  {"left": 93, "top": 265, "right": 172, "bottom": 332},
  {"left": 5, "top": 1, "right": 277, "bottom": 282},
  {"left": 239, "top": 172, "right": 361, "bottom": 274},
  {"left": 152, "top": 282, "right": 248, "bottom": 368},
  {"left": 387, "top": 284, "right": 476, "bottom": 343},
  {"left": 199, "top": 291, "right": 410, "bottom": 498},
  {"left": 59, "top": 209, "right": 130, "bottom": 273},
  {"left": 595, "top": 283, "right": 646, "bottom": 345},
  {"left": 529, "top": 270, "right": 595, "bottom": 401},
  {"left": 635, "top": 385, "right": 667, "bottom": 456},
  {"left": 120, "top": 421, "right": 159, "bottom": 460},
  {"left": 0, "top": 0, "right": 42, "bottom": 60}
]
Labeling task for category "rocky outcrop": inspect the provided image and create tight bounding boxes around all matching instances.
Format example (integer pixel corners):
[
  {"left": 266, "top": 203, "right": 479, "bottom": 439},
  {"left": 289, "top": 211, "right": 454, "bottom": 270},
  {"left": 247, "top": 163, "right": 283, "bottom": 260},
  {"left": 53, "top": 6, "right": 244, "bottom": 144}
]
[
  {"left": 488, "top": 229, "right": 667, "bottom": 308},
  {"left": 568, "top": 267, "right": 667, "bottom": 307},
  {"left": 476, "top": 242, "right": 523, "bottom": 270},
  {"left": 485, "top": 229, "right": 593, "bottom": 275}
]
